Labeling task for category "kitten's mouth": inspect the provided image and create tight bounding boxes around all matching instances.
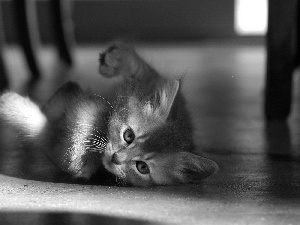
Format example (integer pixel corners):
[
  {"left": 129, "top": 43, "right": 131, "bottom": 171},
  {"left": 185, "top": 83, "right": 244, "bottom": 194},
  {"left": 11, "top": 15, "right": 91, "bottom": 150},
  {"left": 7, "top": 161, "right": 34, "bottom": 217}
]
[
  {"left": 102, "top": 143, "right": 117, "bottom": 171},
  {"left": 102, "top": 144, "right": 127, "bottom": 182},
  {"left": 101, "top": 144, "right": 128, "bottom": 184}
]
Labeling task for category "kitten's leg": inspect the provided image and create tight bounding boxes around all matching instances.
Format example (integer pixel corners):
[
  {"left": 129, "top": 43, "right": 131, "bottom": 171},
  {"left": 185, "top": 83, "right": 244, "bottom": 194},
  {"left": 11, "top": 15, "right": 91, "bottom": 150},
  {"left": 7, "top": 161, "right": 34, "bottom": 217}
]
[{"left": 99, "top": 41, "right": 156, "bottom": 80}]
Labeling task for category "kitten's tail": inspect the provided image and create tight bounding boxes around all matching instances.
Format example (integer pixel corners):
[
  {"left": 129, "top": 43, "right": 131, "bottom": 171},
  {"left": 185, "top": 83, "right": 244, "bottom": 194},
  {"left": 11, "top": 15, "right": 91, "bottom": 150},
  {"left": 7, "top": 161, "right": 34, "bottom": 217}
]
[{"left": 0, "top": 92, "right": 47, "bottom": 139}]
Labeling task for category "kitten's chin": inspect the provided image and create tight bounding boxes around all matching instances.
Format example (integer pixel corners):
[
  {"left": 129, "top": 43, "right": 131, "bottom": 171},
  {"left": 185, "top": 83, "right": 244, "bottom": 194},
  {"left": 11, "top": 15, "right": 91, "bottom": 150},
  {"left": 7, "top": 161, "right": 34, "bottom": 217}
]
[
  {"left": 102, "top": 152, "right": 114, "bottom": 173},
  {"left": 102, "top": 149, "right": 113, "bottom": 172},
  {"left": 102, "top": 156, "right": 125, "bottom": 180}
]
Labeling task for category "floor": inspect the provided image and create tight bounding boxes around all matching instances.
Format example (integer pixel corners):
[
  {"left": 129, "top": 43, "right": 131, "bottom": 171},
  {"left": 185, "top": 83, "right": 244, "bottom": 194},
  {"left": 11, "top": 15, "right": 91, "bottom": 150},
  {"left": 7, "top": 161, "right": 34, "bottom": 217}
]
[{"left": 0, "top": 42, "right": 300, "bottom": 225}]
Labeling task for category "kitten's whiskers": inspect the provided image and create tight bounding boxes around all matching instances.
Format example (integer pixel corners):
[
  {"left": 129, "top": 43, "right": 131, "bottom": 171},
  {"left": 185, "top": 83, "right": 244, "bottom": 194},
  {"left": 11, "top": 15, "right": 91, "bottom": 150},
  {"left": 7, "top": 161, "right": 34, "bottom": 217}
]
[
  {"left": 93, "top": 94, "right": 114, "bottom": 109},
  {"left": 75, "top": 122, "right": 108, "bottom": 154}
]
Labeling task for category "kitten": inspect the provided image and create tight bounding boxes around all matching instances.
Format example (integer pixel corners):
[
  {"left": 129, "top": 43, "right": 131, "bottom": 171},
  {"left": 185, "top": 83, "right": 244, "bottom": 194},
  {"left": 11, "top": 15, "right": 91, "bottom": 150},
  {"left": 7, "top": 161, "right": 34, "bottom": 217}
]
[{"left": 0, "top": 41, "right": 218, "bottom": 186}]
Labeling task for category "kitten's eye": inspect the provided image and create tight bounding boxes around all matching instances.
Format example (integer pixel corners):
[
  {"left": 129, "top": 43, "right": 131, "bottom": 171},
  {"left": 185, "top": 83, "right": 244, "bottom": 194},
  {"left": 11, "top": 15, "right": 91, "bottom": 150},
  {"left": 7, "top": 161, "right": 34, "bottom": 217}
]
[
  {"left": 136, "top": 161, "right": 150, "bottom": 174},
  {"left": 123, "top": 128, "right": 135, "bottom": 144}
]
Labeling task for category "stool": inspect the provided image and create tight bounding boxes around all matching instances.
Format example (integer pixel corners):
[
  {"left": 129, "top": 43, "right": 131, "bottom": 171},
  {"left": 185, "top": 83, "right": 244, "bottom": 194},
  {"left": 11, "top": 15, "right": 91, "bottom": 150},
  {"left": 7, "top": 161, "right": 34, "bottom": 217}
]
[
  {"left": 265, "top": 0, "right": 298, "bottom": 121},
  {"left": 0, "top": 0, "right": 75, "bottom": 90}
]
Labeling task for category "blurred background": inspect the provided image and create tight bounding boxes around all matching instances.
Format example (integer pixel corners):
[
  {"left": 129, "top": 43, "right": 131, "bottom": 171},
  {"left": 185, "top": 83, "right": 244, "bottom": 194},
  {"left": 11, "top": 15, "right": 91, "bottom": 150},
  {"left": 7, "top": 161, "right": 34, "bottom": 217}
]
[
  {"left": 1, "top": 0, "right": 267, "bottom": 43},
  {"left": 0, "top": 0, "right": 269, "bottom": 100},
  {"left": 0, "top": 0, "right": 271, "bottom": 107}
]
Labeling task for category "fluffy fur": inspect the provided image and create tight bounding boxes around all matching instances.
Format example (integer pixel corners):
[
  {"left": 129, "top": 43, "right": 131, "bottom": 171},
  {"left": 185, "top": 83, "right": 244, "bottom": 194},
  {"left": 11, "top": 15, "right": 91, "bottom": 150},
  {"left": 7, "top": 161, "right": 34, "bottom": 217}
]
[
  {"left": 0, "top": 41, "right": 218, "bottom": 186},
  {"left": 0, "top": 92, "right": 47, "bottom": 139}
]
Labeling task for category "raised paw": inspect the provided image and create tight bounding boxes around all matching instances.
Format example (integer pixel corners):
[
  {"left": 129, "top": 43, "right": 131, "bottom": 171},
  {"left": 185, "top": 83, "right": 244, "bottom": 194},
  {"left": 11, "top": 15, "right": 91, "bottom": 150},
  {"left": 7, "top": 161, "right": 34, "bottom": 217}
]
[
  {"left": 99, "top": 42, "right": 140, "bottom": 79},
  {"left": 99, "top": 46, "right": 120, "bottom": 78}
]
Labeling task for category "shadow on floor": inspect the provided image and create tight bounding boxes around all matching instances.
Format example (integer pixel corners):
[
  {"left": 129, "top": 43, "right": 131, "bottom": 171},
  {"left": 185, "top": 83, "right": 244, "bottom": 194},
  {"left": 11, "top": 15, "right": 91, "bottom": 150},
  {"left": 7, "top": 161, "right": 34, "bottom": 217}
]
[{"left": 0, "top": 211, "right": 156, "bottom": 225}]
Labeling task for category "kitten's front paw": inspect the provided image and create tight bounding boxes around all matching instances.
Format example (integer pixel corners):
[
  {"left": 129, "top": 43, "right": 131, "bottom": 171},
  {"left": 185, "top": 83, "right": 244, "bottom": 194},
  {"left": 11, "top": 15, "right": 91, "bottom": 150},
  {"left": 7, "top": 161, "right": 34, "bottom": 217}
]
[
  {"left": 99, "top": 45, "right": 120, "bottom": 78},
  {"left": 99, "top": 42, "right": 139, "bottom": 78}
]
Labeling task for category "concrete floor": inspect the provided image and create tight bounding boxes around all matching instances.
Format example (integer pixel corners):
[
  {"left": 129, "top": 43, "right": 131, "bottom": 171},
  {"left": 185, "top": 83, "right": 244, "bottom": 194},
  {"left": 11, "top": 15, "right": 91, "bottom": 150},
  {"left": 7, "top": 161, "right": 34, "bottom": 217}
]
[{"left": 0, "top": 42, "right": 300, "bottom": 225}]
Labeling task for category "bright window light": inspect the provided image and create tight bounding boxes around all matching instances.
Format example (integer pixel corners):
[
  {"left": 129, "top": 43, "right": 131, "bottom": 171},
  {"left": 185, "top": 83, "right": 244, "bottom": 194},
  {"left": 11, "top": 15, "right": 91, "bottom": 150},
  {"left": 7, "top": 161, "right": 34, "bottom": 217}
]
[{"left": 235, "top": 0, "right": 268, "bottom": 35}]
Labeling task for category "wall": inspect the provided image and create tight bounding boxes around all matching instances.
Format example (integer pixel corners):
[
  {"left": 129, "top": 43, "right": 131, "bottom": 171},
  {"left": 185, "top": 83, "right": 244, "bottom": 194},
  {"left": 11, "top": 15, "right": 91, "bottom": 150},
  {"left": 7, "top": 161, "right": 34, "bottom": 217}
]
[{"left": 2, "top": 0, "right": 235, "bottom": 43}]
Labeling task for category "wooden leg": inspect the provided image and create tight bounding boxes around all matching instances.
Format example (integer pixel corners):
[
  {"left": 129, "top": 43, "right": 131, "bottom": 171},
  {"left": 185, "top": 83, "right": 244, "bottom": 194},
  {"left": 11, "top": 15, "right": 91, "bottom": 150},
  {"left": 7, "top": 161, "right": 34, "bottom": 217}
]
[
  {"left": 0, "top": 49, "right": 8, "bottom": 91},
  {"left": 265, "top": 0, "right": 297, "bottom": 121},
  {"left": 13, "top": 0, "right": 41, "bottom": 79},
  {"left": 50, "top": 0, "right": 74, "bottom": 66},
  {"left": 296, "top": 0, "right": 300, "bottom": 66},
  {"left": 0, "top": 51, "right": 8, "bottom": 91},
  {"left": 0, "top": 2, "right": 8, "bottom": 90}
]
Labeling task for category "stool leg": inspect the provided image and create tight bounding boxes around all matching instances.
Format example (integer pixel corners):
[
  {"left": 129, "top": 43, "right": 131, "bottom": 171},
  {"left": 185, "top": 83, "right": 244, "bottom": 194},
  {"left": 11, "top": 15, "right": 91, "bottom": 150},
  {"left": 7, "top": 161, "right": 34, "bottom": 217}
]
[
  {"left": 0, "top": 45, "right": 8, "bottom": 89},
  {"left": 296, "top": 0, "right": 300, "bottom": 66},
  {"left": 50, "top": 0, "right": 74, "bottom": 66},
  {"left": 265, "top": 0, "right": 297, "bottom": 121},
  {"left": 0, "top": 50, "right": 8, "bottom": 91},
  {"left": 13, "top": 0, "right": 41, "bottom": 79}
]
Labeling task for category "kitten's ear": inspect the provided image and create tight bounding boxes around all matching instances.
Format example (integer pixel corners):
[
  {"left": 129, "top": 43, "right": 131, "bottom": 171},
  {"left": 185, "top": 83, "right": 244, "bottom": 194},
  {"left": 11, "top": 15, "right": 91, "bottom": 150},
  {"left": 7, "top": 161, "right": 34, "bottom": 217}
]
[
  {"left": 172, "top": 152, "right": 218, "bottom": 184},
  {"left": 42, "top": 82, "right": 84, "bottom": 121},
  {"left": 156, "top": 80, "right": 180, "bottom": 120}
]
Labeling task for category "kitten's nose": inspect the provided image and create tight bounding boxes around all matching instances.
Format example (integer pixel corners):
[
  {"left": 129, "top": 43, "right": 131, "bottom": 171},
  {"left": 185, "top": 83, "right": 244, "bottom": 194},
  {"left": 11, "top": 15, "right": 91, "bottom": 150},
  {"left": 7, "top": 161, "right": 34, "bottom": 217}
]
[{"left": 111, "top": 153, "right": 121, "bottom": 165}]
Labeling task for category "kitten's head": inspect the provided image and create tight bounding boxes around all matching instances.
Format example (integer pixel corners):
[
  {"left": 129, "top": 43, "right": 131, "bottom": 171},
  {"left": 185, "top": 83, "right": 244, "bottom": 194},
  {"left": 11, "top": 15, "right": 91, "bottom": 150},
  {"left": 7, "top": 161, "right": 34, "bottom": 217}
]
[{"left": 102, "top": 79, "right": 218, "bottom": 186}]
